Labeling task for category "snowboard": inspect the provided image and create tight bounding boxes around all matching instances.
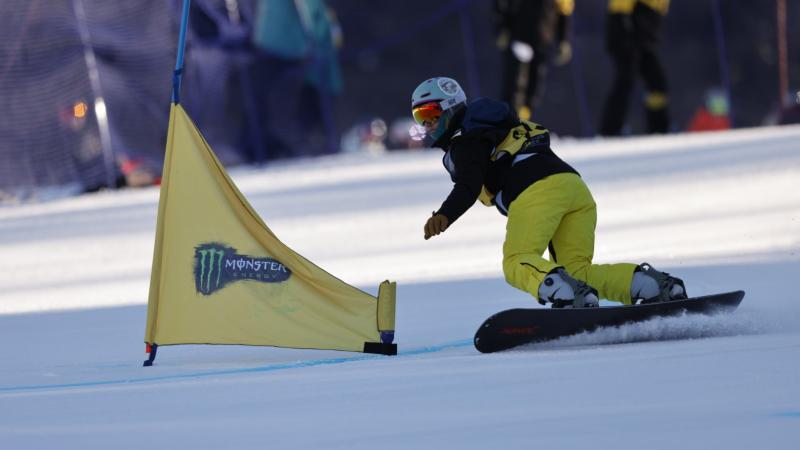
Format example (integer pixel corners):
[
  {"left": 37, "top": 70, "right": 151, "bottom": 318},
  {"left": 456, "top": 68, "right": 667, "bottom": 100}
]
[{"left": 474, "top": 290, "right": 745, "bottom": 353}]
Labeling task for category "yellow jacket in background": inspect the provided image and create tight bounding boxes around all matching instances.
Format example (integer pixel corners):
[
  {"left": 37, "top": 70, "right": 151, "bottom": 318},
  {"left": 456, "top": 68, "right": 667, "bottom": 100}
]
[{"left": 608, "top": 0, "right": 669, "bottom": 15}]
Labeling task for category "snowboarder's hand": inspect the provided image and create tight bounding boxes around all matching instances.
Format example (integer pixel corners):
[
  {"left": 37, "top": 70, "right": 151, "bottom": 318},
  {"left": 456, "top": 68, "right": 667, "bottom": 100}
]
[{"left": 424, "top": 213, "right": 449, "bottom": 240}]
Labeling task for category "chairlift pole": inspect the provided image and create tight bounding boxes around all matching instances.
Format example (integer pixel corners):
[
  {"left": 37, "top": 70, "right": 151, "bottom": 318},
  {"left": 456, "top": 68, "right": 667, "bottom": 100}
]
[
  {"left": 72, "top": 0, "right": 116, "bottom": 190},
  {"left": 776, "top": 0, "right": 789, "bottom": 108},
  {"left": 458, "top": 6, "right": 481, "bottom": 98}
]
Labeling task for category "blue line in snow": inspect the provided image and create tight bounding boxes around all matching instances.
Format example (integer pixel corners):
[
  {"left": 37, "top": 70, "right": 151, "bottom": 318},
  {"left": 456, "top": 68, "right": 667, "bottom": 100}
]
[
  {"left": 772, "top": 411, "right": 800, "bottom": 418},
  {"left": 0, "top": 339, "right": 473, "bottom": 394}
]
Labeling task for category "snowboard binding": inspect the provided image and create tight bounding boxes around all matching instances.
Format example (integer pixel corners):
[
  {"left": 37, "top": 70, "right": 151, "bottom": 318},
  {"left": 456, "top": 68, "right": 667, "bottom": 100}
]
[
  {"left": 538, "top": 268, "right": 600, "bottom": 309},
  {"left": 632, "top": 263, "right": 688, "bottom": 305}
]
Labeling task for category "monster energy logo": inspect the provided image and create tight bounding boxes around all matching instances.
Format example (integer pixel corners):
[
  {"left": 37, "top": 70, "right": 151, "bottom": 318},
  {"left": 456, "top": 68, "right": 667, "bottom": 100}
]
[{"left": 194, "top": 243, "right": 291, "bottom": 295}]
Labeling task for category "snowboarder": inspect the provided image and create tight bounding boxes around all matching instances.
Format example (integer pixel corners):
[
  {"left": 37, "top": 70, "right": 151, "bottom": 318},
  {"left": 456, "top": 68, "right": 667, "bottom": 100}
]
[{"left": 412, "top": 76, "right": 686, "bottom": 308}]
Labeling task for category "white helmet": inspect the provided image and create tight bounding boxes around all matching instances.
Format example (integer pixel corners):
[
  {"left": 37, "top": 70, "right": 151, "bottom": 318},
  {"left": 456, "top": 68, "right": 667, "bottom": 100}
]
[
  {"left": 411, "top": 77, "right": 467, "bottom": 140},
  {"left": 411, "top": 77, "right": 467, "bottom": 110}
]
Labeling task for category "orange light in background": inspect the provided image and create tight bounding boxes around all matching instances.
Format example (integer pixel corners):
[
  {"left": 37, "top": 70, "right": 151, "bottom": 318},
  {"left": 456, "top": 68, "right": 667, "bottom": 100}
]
[{"left": 73, "top": 101, "right": 88, "bottom": 119}]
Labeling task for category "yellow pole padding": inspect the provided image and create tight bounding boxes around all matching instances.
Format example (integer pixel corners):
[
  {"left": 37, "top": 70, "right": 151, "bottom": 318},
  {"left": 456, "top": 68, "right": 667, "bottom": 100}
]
[{"left": 377, "top": 280, "right": 397, "bottom": 334}]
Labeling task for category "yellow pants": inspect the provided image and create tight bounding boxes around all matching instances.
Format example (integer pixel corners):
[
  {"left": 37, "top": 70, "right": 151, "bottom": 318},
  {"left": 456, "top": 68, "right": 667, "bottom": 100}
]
[{"left": 502, "top": 173, "right": 636, "bottom": 304}]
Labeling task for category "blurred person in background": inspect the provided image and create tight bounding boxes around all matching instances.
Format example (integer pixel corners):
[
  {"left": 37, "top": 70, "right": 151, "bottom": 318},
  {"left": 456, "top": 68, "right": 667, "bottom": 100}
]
[
  {"left": 494, "top": 0, "right": 574, "bottom": 121},
  {"left": 251, "top": 0, "right": 342, "bottom": 159},
  {"left": 412, "top": 76, "right": 687, "bottom": 309},
  {"left": 296, "top": 0, "right": 343, "bottom": 155},
  {"left": 599, "top": 0, "right": 670, "bottom": 136},
  {"left": 187, "top": 0, "right": 256, "bottom": 164}
]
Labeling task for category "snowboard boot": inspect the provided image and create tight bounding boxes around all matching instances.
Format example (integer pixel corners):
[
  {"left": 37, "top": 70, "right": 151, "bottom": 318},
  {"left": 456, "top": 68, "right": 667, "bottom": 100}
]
[
  {"left": 538, "top": 268, "right": 600, "bottom": 308},
  {"left": 630, "top": 262, "right": 688, "bottom": 304}
]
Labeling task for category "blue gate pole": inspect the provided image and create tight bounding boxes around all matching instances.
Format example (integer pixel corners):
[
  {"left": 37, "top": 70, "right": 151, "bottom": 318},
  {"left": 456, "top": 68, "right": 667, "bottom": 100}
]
[
  {"left": 172, "top": 0, "right": 192, "bottom": 104},
  {"left": 568, "top": 16, "right": 594, "bottom": 137},
  {"left": 711, "top": 0, "right": 734, "bottom": 127},
  {"left": 458, "top": 2, "right": 481, "bottom": 98}
]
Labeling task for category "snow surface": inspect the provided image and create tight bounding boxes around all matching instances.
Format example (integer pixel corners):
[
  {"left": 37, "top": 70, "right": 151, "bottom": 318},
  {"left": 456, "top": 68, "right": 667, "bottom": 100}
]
[{"left": 1, "top": 125, "right": 799, "bottom": 449}]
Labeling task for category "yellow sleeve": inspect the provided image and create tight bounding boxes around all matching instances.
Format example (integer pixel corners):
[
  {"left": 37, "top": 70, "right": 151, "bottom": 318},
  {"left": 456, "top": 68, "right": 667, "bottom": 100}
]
[
  {"left": 608, "top": 0, "right": 636, "bottom": 14},
  {"left": 639, "top": 0, "right": 670, "bottom": 15},
  {"left": 556, "top": 0, "right": 574, "bottom": 15},
  {"left": 609, "top": 0, "right": 669, "bottom": 15}
]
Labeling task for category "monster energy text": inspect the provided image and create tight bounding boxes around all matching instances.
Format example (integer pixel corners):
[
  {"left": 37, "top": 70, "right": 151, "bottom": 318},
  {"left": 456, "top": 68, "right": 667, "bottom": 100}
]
[{"left": 194, "top": 243, "right": 291, "bottom": 295}]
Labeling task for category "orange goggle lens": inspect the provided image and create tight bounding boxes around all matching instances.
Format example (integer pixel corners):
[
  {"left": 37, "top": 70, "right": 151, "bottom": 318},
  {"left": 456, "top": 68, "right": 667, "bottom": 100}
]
[{"left": 412, "top": 102, "right": 443, "bottom": 125}]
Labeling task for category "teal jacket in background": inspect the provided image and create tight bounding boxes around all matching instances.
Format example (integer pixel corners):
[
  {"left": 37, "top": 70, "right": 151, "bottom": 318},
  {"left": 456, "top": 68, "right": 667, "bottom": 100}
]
[{"left": 252, "top": 0, "right": 342, "bottom": 95}]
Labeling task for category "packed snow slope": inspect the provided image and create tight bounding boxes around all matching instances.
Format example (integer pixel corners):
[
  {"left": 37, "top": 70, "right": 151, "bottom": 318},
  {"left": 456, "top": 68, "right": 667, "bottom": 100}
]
[{"left": 1, "top": 126, "right": 799, "bottom": 449}]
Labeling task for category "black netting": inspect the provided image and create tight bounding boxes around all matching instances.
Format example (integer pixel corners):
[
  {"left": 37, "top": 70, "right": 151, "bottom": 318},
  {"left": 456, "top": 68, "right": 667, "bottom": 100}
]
[
  {"left": 0, "top": 0, "right": 339, "bottom": 203},
  {"left": 0, "top": 0, "right": 177, "bottom": 200},
  {"left": 1, "top": 2, "right": 102, "bottom": 197}
]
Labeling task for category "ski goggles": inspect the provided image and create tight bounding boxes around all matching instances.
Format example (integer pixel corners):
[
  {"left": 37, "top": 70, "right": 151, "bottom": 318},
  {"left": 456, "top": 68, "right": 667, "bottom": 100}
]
[{"left": 412, "top": 102, "right": 443, "bottom": 125}]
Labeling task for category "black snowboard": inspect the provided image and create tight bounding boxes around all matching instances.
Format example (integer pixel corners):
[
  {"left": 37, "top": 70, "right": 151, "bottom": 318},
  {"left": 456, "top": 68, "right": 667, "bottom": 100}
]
[{"left": 474, "top": 290, "right": 745, "bottom": 353}]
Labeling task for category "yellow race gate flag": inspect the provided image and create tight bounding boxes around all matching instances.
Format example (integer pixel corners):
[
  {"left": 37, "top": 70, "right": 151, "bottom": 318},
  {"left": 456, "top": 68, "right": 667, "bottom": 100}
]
[{"left": 143, "top": 103, "right": 396, "bottom": 365}]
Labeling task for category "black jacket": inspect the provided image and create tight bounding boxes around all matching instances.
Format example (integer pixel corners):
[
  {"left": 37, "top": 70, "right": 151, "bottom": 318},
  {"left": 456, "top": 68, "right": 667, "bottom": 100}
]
[{"left": 432, "top": 98, "right": 578, "bottom": 223}]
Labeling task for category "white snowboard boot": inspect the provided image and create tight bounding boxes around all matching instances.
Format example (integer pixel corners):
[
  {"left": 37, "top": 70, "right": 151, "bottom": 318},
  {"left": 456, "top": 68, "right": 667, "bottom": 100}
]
[
  {"left": 538, "top": 268, "right": 600, "bottom": 308},
  {"left": 630, "top": 263, "right": 688, "bottom": 304}
]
